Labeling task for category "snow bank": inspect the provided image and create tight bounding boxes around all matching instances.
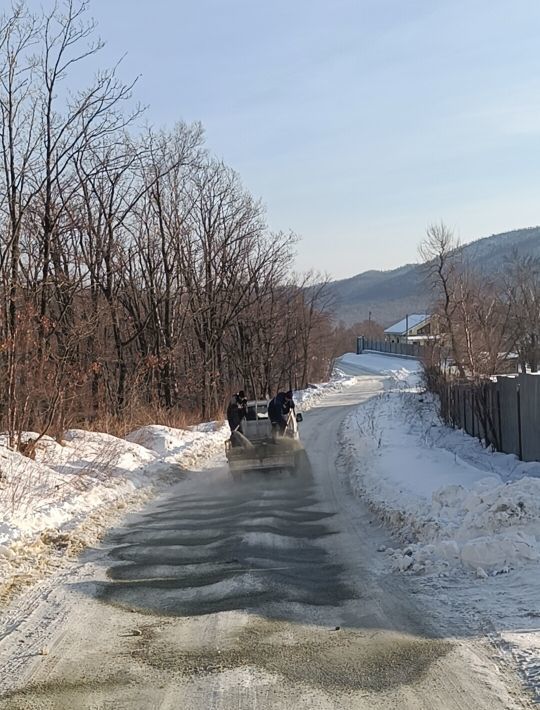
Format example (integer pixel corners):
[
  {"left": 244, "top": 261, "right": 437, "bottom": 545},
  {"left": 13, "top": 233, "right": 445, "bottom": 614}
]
[
  {"left": 342, "top": 389, "right": 540, "bottom": 577},
  {"left": 126, "top": 422, "right": 229, "bottom": 464},
  {"left": 0, "top": 361, "right": 355, "bottom": 585},
  {"left": 0, "top": 421, "right": 230, "bottom": 578},
  {"left": 0, "top": 431, "right": 161, "bottom": 548}
]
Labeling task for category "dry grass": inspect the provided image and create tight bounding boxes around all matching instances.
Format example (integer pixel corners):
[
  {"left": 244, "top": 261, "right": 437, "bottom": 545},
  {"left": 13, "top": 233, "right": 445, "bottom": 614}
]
[
  {"left": 0, "top": 454, "right": 45, "bottom": 517},
  {"left": 83, "top": 403, "right": 209, "bottom": 439},
  {"left": 0, "top": 485, "right": 154, "bottom": 607},
  {"left": 0, "top": 434, "right": 129, "bottom": 518}
]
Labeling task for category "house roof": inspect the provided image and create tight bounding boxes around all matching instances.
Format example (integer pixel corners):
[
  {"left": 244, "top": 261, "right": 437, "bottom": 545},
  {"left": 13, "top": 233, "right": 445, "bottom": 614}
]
[{"left": 384, "top": 314, "right": 430, "bottom": 335}]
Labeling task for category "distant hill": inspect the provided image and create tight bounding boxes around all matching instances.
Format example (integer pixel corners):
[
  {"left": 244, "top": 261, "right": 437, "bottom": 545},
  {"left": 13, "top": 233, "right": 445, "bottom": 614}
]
[{"left": 327, "top": 226, "right": 540, "bottom": 326}]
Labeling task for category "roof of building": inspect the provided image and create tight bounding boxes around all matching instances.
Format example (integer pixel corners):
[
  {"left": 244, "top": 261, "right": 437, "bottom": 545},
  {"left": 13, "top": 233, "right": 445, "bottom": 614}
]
[{"left": 384, "top": 314, "right": 430, "bottom": 335}]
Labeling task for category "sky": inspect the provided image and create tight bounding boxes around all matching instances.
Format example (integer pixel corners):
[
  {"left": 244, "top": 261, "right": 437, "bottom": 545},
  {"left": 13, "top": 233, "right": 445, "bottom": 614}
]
[{"left": 24, "top": 0, "right": 540, "bottom": 279}]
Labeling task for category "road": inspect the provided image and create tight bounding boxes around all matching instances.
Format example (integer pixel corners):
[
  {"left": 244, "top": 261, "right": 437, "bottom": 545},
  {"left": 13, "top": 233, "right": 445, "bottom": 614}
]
[{"left": 0, "top": 366, "right": 530, "bottom": 709}]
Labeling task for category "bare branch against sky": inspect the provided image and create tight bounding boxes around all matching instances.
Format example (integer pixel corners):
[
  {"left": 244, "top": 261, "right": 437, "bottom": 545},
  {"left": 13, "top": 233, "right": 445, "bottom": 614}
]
[{"left": 19, "top": 0, "right": 540, "bottom": 278}]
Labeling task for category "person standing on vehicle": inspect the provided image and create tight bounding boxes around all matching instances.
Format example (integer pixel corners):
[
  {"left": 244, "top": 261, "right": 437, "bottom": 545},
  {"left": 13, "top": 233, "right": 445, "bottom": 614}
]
[
  {"left": 227, "top": 390, "right": 248, "bottom": 435},
  {"left": 268, "top": 390, "right": 295, "bottom": 436}
]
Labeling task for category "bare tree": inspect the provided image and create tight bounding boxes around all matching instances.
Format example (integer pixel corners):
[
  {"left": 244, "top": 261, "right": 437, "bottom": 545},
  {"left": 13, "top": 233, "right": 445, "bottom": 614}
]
[
  {"left": 0, "top": 4, "right": 40, "bottom": 445},
  {"left": 419, "top": 222, "right": 466, "bottom": 377},
  {"left": 35, "top": 0, "right": 137, "bottom": 355},
  {"left": 0, "top": 1, "right": 338, "bottom": 448},
  {"left": 504, "top": 254, "right": 540, "bottom": 372}
]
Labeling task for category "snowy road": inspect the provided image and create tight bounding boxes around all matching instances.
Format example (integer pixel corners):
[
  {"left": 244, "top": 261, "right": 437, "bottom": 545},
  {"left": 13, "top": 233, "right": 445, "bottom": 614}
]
[{"left": 0, "top": 366, "right": 531, "bottom": 708}]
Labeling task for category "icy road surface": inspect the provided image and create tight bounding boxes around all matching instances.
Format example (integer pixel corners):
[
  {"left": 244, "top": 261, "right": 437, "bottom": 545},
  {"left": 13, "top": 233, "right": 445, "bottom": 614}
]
[{"left": 0, "top": 365, "right": 531, "bottom": 708}]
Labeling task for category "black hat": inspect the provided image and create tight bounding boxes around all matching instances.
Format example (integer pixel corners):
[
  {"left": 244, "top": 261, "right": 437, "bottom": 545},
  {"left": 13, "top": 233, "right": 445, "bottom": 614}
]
[
  {"left": 238, "top": 390, "right": 245, "bottom": 398},
  {"left": 285, "top": 390, "right": 293, "bottom": 398}
]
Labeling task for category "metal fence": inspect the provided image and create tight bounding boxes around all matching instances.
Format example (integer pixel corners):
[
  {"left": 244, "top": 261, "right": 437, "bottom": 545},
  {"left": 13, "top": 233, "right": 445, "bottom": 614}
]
[
  {"left": 356, "top": 336, "right": 427, "bottom": 359},
  {"left": 440, "top": 374, "right": 540, "bottom": 463},
  {"left": 356, "top": 336, "right": 540, "bottom": 462}
]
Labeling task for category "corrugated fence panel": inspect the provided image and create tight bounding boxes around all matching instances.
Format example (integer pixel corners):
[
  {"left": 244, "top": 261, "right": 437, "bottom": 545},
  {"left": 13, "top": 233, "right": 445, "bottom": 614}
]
[
  {"left": 519, "top": 374, "right": 540, "bottom": 462},
  {"left": 497, "top": 376, "right": 521, "bottom": 458},
  {"left": 475, "top": 388, "right": 486, "bottom": 442},
  {"left": 487, "top": 382, "right": 500, "bottom": 449},
  {"left": 355, "top": 339, "right": 429, "bottom": 359},
  {"left": 460, "top": 386, "right": 467, "bottom": 430},
  {"left": 356, "top": 338, "right": 540, "bottom": 463},
  {"left": 464, "top": 388, "right": 474, "bottom": 437}
]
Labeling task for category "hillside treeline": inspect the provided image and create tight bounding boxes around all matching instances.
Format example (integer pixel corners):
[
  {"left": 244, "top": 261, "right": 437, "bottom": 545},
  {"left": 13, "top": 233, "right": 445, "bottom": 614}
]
[
  {"left": 420, "top": 223, "right": 540, "bottom": 381},
  {"left": 0, "top": 2, "right": 336, "bottom": 445}
]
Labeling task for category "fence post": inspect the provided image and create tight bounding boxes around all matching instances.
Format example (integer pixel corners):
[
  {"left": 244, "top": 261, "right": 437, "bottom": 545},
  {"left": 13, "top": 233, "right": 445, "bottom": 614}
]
[
  {"left": 485, "top": 384, "right": 493, "bottom": 448},
  {"left": 441, "top": 382, "right": 446, "bottom": 421},
  {"left": 471, "top": 389, "right": 475, "bottom": 438},
  {"left": 517, "top": 385, "right": 523, "bottom": 461},
  {"left": 476, "top": 388, "right": 482, "bottom": 442},
  {"left": 496, "top": 388, "right": 502, "bottom": 452}
]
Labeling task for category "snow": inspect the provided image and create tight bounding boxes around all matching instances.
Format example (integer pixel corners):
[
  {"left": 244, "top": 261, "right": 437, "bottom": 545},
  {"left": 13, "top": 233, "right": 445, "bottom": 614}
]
[
  {"left": 384, "top": 314, "right": 430, "bottom": 334},
  {"left": 0, "top": 432, "right": 159, "bottom": 546},
  {"left": 341, "top": 384, "right": 540, "bottom": 576},
  {"left": 339, "top": 351, "right": 540, "bottom": 699},
  {"left": 0, "top": 366, "right": 357, "bottom": 588},
  {"left": 291, "top": 365, "right": 361, "bottom": 410},
  {"left": 126, "top": 422, "right": 228, "bottom": 463},
  {"left": 340, "top": 352, "right": 422, "bottom": 388},
  {"left": 0, "top": 424, "right": 229, "bottom": 588}
]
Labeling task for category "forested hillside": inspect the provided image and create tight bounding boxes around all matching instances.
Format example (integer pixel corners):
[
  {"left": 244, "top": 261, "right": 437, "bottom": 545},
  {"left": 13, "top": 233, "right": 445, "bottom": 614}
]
[{"left": 327, "top": 227, "right": 540, "bottom": 325}]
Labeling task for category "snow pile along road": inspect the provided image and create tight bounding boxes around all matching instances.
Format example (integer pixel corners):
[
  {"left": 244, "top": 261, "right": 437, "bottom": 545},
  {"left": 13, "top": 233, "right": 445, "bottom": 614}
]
[
  {"left": 340, "top": 354, "right": 540, "bottom": 578},
  {"left": 126, "top": 423, "right": 229, "bottom": 465},
  {"left": 0, "top": 422, "right": 229, "bottom": 589},
  {"left": 0, "top": 366, "right": 352, "bottom": 589},
  {"left": 338, "top": 352, "right": 540, "bottom": 701},
  {"left": 0, "top": 430, "right": 158, "bottom": 547}
]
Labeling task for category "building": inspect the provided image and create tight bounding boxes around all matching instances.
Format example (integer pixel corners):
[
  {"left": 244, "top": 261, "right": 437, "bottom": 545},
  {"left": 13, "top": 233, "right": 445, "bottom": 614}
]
[{"left": 384, "top": 314, "right": 434, "bottom": 345}]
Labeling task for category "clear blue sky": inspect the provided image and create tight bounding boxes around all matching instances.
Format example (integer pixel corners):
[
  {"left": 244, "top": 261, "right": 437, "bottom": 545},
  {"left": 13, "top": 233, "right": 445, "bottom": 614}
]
[{"left": 32, "top": 0, "right": 540, "bottom": 278}]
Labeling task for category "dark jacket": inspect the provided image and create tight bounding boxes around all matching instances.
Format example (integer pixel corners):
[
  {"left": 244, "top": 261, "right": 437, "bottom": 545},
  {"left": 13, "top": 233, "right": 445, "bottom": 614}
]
[
  {"left": 268, "top": 392, "right": 294, "bottom": 425},
  {"left": 227, "top": 393, "right": 247, "bottom": 430}
]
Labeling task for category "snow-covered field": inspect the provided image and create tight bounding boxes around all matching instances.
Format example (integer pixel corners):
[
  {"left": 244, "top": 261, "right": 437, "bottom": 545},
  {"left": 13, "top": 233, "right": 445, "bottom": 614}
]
[
  {"left": 0, "top": 370, "right": 359, "bottom": 594},
  {"left": 340, "top": 351, "right": 540, "bottom": 700}
]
